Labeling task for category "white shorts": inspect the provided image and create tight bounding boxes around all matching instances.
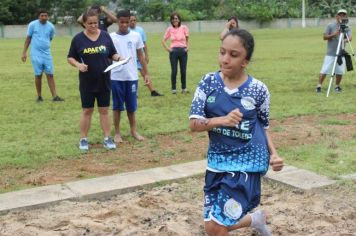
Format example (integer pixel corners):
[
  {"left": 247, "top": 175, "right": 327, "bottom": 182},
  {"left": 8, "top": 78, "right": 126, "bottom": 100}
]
[{"left": 320, "top": 55, "right": 345, "bottom": 75}]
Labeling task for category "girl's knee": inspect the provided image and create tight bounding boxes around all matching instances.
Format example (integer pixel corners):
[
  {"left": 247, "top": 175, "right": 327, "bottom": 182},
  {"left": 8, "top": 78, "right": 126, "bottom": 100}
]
[{"left": 205, "top": 221, "right": 228, "bottom": 236}]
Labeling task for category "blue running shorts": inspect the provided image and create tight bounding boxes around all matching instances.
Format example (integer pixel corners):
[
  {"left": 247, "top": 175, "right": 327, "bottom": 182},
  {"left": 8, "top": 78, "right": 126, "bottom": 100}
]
[
  {"left": 31, "top": 55, "right": 53, "bottom": 76},
  {"left": 203, "top": 170, "right": 261, "bottom": 226},
  {"left": 112, "top": 80, "right": 138, "bottom": 112}
]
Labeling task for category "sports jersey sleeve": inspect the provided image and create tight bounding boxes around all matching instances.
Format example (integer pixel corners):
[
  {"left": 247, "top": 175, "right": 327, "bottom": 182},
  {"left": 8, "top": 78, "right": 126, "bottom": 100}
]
[
  {"left": 256, "top": 83, "right": 270, "bottom": 129},
  {"left": 189, "top": 73, "right": 215, "bottom": 120}
]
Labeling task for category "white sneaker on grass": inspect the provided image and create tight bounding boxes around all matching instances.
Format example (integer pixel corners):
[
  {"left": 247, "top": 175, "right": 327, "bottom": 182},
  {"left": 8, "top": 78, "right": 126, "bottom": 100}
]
[
  {"left": 103, "top": 137, "right": 116, "bottom": 149},
  {"left": 79, "top": 138, "right": 89, "bottom": 151}
]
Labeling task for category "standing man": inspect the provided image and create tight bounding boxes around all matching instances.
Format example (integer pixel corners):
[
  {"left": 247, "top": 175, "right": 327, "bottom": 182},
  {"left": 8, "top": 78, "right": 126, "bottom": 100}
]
[
  {"left": 129, "top": 14, "right": 163, "bottom": 96},
  {"left": 77, "top": 5, "right": 117, "bottom": 32},
  {"left": 21, "top": 9, "right": 64, "bottom": 102},
  {"left": 316, "top": 9, "right": 352, "bottom": 93},
  {"left": 110, "top": 10, "right": 151, "bottom": 143}
]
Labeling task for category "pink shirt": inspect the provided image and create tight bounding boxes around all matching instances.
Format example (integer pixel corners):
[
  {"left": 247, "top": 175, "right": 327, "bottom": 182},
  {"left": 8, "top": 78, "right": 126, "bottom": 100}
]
[{"left": 163, "top": 25, "right": 189, "bottom": 48}]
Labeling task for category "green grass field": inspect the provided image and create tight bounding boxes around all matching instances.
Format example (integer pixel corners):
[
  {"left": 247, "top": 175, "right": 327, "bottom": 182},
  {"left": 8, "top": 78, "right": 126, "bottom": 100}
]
[{"left": 0, "top": 28, "right": 355, "bottom": 180}]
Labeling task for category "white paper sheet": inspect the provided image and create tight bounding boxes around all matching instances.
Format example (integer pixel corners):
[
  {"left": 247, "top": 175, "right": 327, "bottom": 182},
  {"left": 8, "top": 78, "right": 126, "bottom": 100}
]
[{"left": 104, "top": 57, "right": 131, "bottom": 73}]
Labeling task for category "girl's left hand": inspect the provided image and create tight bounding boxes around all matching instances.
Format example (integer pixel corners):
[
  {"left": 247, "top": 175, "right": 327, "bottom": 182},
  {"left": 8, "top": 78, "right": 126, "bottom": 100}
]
[{"left": 269, "top": 154, "right": 284, "bottom": 171}]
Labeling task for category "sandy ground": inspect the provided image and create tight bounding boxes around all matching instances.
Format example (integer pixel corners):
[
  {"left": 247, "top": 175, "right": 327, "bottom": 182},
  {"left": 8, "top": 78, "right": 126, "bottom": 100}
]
[
  {"left": 1, "top": 114, "right": 356, "bottom": 235},
  {"left": 1, "top": 177, "right": 355, "bottom": 236}
]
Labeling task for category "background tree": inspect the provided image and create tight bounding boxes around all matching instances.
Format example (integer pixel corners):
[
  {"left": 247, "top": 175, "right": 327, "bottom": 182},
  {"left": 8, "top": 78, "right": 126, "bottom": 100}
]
[{"left": 1, "top": 0, "right": 356, "bottom": 25}]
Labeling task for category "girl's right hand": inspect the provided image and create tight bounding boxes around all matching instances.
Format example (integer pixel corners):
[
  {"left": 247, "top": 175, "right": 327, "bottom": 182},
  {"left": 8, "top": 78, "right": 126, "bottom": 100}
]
[{"left": 223, "top": 108, "right": 243, "bottom": 127}]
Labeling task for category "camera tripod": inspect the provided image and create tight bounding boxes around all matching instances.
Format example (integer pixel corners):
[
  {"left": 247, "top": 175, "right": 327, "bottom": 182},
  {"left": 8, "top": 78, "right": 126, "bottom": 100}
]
[{"left": 327, "top": 27, "right": 356, "bottom": 97}]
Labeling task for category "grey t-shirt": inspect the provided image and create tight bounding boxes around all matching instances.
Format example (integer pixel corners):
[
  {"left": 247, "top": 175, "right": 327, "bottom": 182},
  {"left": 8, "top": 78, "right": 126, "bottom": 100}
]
[{"left": 324, "top": 22, "right": 352, "bottom": 56}]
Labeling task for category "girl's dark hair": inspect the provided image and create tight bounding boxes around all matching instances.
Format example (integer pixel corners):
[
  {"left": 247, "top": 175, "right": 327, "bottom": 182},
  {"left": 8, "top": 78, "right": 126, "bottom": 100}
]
[
  {"left": 37, "top": 9, "right": 48, "bottom": 16},
  {"left": 222, "top": 29, "right": 254, "bottom": 61},
  {"left": 228, "top": 16, "right": 239, "bottom": 29},
  {"left": 170, "top": 12, "right": 181, "bottom": 27},
  {"left": 82, "top": 9, "right": 99, "bottom": 23}
]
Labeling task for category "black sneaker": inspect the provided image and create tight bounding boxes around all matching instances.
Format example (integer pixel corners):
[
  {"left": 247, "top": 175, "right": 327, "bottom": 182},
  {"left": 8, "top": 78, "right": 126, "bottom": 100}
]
[
  {"left": 335, "top": 86, "right": 342, "bottom": 93},
  {"left": 316, "top": 87, "right": 321, "bottom": 93},
  {"left": 52, "top": 96, "right": 64, "bottom": 102},
  {"left": 36, "top": 96, "right": 43, "bottom": 102},
  {"left": 151, "top": 90, "right": 163, "bottom": 96}
]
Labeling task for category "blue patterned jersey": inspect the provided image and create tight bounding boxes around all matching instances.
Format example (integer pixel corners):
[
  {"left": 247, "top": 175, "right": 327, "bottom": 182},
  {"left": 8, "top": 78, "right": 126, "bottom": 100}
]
[{"left": 189, "top": 72, "right": 270, "bottom": 173}]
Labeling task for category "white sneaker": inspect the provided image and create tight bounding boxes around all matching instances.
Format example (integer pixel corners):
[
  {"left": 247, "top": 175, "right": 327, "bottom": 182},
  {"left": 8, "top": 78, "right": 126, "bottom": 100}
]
[
  {"left": 79, "top": 138, "right": 89, "bottom": 151},
  {"left": 103, "top": 137, "right": 116, "bottom": 149},
  {"left": 251, "top": 210, "right": 271, "bottom": 236}
]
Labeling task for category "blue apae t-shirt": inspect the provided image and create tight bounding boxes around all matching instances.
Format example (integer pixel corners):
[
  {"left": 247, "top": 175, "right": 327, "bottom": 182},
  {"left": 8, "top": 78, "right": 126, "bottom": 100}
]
[
  {"left": 189, "top": 72, "right": 271, "bottom": 173},
  {"left": 67, "top": 30, "right": 117, "bottom": 92}
]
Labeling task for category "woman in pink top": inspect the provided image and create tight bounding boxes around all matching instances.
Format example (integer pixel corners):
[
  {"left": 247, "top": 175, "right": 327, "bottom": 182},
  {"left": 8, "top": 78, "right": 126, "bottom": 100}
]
[{"left": 161, "top": 12, "right": 189, "bottom": 94}]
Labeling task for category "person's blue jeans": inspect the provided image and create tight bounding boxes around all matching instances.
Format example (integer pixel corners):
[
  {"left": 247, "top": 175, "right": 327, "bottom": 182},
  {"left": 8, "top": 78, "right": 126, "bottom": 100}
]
[{"left": 169, "top": 47, "right": 188, "bottom": 90}]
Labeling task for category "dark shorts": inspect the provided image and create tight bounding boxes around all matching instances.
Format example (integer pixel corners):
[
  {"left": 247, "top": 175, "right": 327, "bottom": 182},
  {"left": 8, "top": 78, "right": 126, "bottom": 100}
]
[
  {"left": 203, "top": 170, "right": 261, "bottom": 226},
  {"left": 80, "top": 90, "right": 110, "bottom": 108},
  {"left": 111, "top": 80, "right": 138, "bottom": 112}
]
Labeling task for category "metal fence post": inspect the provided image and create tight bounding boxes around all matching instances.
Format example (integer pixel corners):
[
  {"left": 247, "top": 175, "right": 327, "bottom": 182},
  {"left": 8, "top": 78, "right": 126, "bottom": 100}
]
[{"left": 0, "top": 23, "right": 4, "bottom": 38}]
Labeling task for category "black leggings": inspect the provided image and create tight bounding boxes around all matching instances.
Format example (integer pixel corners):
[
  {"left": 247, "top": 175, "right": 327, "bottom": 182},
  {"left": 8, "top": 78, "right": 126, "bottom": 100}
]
[{"left": 169, "top": 47, "right": 188, "bottom": 90}]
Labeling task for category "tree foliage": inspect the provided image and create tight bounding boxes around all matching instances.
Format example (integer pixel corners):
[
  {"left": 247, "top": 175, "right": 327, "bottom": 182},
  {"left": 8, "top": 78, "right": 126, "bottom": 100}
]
[
  {"left": 2, "top": 0, "right": 356, "bottom": 25},
  {"left": 0, "top": 0, "right": 91, "bottom": 24}
]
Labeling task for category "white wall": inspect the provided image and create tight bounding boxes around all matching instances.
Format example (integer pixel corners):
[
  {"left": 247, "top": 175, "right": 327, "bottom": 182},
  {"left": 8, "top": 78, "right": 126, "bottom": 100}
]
[{"left": 1, "top": 17, "right": 355, "bottom": 38}]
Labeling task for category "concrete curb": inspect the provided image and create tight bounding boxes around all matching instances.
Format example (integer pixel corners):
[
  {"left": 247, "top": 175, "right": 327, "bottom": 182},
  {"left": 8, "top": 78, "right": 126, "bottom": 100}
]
[
  {"left": 0, "top": 160, "right": 339, "bottom": 214},
  {"left": 0, "top": 161, "right": 206, "bottom": 214}
]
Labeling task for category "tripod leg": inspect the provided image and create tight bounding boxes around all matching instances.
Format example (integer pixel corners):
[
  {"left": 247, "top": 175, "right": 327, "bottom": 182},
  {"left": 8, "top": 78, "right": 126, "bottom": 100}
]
[
  {"left": 327, "top": 32, "right": 344, "bottom": 97},
  {"left": 345, "top": 34, "right": 356, "bottom": 63}
]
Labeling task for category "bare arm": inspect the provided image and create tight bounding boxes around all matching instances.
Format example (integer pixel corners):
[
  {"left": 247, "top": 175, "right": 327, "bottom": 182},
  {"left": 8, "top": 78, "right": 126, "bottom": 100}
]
[
  {"left": 185, "top": 36, "right": 189, "bottom": 51},
  {"left": 220, "top": 20, "right": 233, "bottom": 40},
  {"left": 67, "top": 57, "right": 88, "bottom": 72},
  {"left": 323, "top": 30, "right": 340, "bottom": 40},
  {"left": 77, "top": 14, "right": 84, "bottom": 26},
  {"left": 101, "top": 6, "right": 117, "bottom": 24},
  {"left": 161, "top": 38, "right": 171, "bottom": 52},
  {"left": 189, "top": 108, "right": 243, "bottom": 132},
  {"left": 137, "top": 49, "right": 150, "bottom": 85},
  {"left": 21, "top": 36, "right": 31, "bottom": 62},
  {"left": 266, "top": 129, "right": 284, "bottom": 171},
  {"left": 143, "top": 42, "right": 149, "bottom": 63}
]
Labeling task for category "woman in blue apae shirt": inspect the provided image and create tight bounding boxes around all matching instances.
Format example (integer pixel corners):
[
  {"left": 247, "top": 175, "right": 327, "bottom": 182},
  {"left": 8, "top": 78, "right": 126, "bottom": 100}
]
[{"left": 189, "top": 29, "right": 284, "bottom": 236}]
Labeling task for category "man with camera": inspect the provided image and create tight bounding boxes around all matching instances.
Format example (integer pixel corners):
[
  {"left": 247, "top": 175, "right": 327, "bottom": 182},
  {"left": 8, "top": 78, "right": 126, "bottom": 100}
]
[{"left": 316, "top": 9, "right": 352, "bottom": 93}]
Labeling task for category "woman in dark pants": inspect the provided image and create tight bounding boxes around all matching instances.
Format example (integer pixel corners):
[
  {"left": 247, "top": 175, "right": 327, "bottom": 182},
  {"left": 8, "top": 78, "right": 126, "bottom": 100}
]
[{"left": 161, "top": 12, "right": 190, "bottom": 94}]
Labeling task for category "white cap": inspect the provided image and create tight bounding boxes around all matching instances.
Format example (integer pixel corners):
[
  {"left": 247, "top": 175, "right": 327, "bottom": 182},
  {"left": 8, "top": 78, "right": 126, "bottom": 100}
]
[{"left": 337, "top": 9, "right": 347, "bottom": 15}]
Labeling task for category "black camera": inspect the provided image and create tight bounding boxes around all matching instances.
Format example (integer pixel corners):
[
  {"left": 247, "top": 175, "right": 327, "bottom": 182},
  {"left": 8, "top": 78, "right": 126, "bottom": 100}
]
[{"left": 340, "top": 18, "right": 349, "bottom": 31}]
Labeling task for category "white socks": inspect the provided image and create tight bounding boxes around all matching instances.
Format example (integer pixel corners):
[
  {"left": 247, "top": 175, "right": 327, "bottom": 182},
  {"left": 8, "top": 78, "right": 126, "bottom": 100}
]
[{"left": 250, "top": 209, "right": 271, "bottom": 236}]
